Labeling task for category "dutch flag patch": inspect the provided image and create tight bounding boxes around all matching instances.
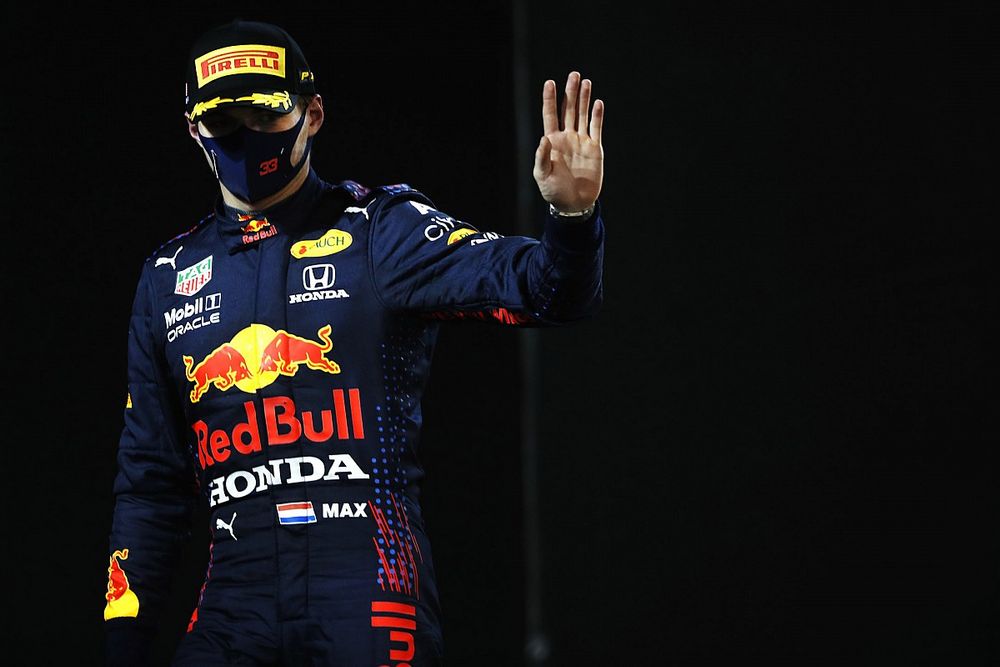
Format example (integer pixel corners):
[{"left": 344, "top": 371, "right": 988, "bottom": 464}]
[{"left": 276, "top": 501, "right": 317, "bottom": 525}]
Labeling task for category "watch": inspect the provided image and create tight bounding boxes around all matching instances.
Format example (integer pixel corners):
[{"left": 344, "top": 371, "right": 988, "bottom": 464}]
[{"left": 549, "top": 203, "right": 595, "bottom": 220}]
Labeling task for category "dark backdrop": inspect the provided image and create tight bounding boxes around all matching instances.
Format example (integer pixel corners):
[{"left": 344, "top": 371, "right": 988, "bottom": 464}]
[{"left": 5, "top": 3, "right": 993, "bottom": 665}]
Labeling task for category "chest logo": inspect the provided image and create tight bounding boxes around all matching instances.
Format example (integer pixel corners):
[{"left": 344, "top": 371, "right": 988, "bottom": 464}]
[
  {"left": 290, "top": 229, "right": 353, "bottom": 258},
  {"left": 182, "top": 323, "right": 340, "bottom": 403},
  {"left": 237, "top": 214, "right": 278, "bottom": 245},
  {"left": 175, "top": 255, "right": 213, "bottom": 297}
]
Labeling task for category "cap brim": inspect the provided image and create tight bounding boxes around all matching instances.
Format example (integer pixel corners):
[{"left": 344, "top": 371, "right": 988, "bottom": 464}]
[{"left": 188, "top": 89, "right": 299, "bottom": 120}]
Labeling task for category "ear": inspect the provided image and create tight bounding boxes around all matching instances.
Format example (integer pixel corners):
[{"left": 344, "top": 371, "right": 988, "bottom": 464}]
[
  {"left": 305, "top": 94, "right": 324, "bottom": 137},
  {"left": 185, "top": 113, "right": 203, "bottom": 145}
]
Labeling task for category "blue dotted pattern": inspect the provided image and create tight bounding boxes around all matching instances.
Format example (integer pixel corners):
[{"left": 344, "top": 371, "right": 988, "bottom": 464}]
[{"left": 373, "top": 328, "right": 426, "bottom": 591}]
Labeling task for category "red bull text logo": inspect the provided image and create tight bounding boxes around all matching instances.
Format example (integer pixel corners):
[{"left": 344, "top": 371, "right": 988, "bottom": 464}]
[
  {"left": 182, "top": 324, "right": 339, "bottom": 403},
  {"left": 195, "top": 44, "right": 285, "bottom": 87},
  {"left": 372, "top": 601, "right": 417, "bottom": 666},
  {"left": 192, "top": 388, "right": 366, "bottom": 469},
  {"left": 237, "top": 214, "right": 278, "bottom": 245}
]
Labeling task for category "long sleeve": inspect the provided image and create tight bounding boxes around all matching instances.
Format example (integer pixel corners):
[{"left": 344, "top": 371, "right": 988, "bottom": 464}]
[
  {"left": 368, "top": 194, "right": 605, "bottom": 326},
  {"left": 104, "top": 261, "right": 198, "bottom": 666}
]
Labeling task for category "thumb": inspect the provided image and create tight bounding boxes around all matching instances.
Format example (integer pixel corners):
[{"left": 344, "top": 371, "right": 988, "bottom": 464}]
[{"left": 533, "top": 135, "right": 552, "bottom": 180}]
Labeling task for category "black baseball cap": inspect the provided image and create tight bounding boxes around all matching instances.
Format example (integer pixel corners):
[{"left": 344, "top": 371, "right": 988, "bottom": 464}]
[{"left": 185, "top": 19, "right": 317, "bottom": 121}]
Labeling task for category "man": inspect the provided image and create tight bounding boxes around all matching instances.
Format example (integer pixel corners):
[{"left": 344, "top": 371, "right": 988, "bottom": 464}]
[{"left": 104, "top": 18, "right": 605, "bottom": 666}]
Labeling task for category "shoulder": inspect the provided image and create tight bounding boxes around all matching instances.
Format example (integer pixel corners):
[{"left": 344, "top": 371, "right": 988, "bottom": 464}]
[
  {"left": 320, "top": 179, "right": 435, "bottom": 223},
  {"left": 375, "top": 183, "right": 436, "bottom": 212},
  {"left": 327, "top": 179, "right": 445, "bottom": 229},
  {"left": 143, "top": 212, "right": 215, "bottom": 267},
  {"left": 365, "top": 185, "right": 481, "bottom": 246},
  {"left": 347, "top": 182, "right": 435, "bottom": 211},
  {"left": 366, "top": 183, "right": 446, "bottom": 222}
]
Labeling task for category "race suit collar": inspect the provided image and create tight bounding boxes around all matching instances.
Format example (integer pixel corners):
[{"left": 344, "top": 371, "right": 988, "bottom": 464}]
[{"left": 215, "top": 167, "right": 325, "bottom": 253}]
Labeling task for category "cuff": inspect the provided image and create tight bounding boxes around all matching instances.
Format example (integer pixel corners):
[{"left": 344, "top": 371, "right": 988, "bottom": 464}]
[{"left": 542, "top": 200, "right": 604, "bottom": 256}]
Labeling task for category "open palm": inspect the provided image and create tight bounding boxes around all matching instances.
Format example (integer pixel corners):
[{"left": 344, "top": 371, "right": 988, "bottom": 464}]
[{"left": 533, "top": 71, "right": 605, "bottom": 213}]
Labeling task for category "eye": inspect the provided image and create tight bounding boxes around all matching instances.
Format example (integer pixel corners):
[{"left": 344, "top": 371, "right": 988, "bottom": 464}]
[{"left": 199, "top": 115, "right": 239, "bottom": 136}]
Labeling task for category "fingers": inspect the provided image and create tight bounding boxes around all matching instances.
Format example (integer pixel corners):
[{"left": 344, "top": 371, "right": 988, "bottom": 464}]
[
  {"left": 562, "top": 71, "right": 580, "bottom": 131},
  {"left": 545, "top": 72, "right": 603, "bottom": 142},
  {"left": 542, "top": 79, "right": 558, "bottom": 135},
  {"left": 590, "top": 98, "right": 604, "bottom": 144},
  {"left": 577, "top": 78, "right": 592, "bottom": 136}
]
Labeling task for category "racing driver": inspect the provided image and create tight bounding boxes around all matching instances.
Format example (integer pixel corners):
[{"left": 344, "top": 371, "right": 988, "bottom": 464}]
[{"left": 104, "top": 18, "right": 605, "bottom": 666}]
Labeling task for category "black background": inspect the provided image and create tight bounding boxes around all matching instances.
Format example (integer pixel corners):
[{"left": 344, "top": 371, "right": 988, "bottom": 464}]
[{"left": 6, "top": 2, "right": 994, "bottom": 665}]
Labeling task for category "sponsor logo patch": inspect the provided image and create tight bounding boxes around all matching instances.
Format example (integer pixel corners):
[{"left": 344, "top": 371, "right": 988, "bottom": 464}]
[
  {"left": 208, "top": 455, "right": 370, "bottom": 507},
  {"left": 192, "top": 388, "right": 367, "bottom": 471},
  {"left": 470, "top": 231, "right": 504, "bottom": 246},
  {"left": 447, "top": 228, "right": 477, "bottom": 245},
  {"left": 408, "top": 201, "right": 479, "bottom": 242},
  {"left": 155, "top": 245, "right": 183, "bottom": 269},
  {"left": 289, "top": 264, "right": 351, "bottom": 304},
  {"left": 290, "top": 229, "right": 354, "bottom": 258},
  {"left": 236, "top": 214, "right": 279, "bottom": 245},
  {"left": 195, "top": 44, "right": 285, "bottom": 87},
  {"left": 175, "top": 255, "right": 213, "bottom": 297},
  {"left": 182, "top": 324, "right": 339, "bottom": 402},
  {"left": 104, "top": 549, "right": 139, "bottom": 620},
  {"left": 165, "top": 292, "right": 222, "bottom": 342},
  {"left": 215, "top": 512, "right": 238, "bottom": 540}
]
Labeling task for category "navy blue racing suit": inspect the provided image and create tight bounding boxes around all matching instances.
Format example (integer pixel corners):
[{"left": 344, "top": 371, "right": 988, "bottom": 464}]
[{"left": 103, "top": 168, "right": 604, "bottom": 665}]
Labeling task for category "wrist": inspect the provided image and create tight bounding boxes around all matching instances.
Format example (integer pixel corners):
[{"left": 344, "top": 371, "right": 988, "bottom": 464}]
[{"left": 548, "top": 202, "right": 595, "bottom": 221}]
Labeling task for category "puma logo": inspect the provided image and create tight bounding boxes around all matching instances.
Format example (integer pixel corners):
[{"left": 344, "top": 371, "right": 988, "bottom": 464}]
[
  {"left": 344, "top": 200, "right": 375, "bottom": 220},
  {"left": 215, "top": 512, "right": 237, "bottom": 540},
  {"left": 155, "top": 246, "right": 183, "bottom": 270}
]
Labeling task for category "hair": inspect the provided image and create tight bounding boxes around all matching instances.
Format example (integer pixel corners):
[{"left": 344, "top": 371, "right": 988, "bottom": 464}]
[{"left": 297, "top": 94, "right": 315, "bottom": 112}]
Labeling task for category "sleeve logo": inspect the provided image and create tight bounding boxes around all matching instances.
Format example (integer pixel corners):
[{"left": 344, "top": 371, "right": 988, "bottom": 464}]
[{"left": 104, "top": 549, "right": 140, "bottom": 620}]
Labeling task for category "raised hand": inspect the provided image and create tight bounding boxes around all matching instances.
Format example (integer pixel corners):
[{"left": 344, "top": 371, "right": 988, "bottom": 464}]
[{"left": 533, "top": 71, "right": 605, "bottom": 213}]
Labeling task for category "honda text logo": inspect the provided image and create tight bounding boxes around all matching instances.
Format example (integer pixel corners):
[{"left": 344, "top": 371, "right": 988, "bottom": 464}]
[
  {"left": 303, "top": 264, "right": 336, "bottom": 290},
  {"left": 290, "top": 264, "right": 350, "bottom": 304}
]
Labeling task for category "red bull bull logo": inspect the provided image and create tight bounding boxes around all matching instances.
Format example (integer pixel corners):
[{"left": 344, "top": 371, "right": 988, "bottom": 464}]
[
  {"left": 259, "top": 327, "right": 340, "bottom": 376},
  {"left": 104, "top": 549, "right": 140, "bottom": 620},
  {"left": 183, "top": 344, "right": 252, "bottom": 403},
  {"left": 182, "top": 324, "right": 340, "bottom": 403},
  {"left": 238, "top": 213, "right": 271, "bottom": 233}
]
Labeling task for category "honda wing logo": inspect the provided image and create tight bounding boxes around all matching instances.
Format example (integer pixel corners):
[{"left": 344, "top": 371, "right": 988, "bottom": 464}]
[
  {"left": 290, "top": 264, "right": 350, "bottom": 304},
  {"left": 303, "top": 264, "right": 336, "bottom": 290}
]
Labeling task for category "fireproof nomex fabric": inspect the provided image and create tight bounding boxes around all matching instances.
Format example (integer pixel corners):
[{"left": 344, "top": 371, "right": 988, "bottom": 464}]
[{"left": 104, "top": 167, "right": 604, "bottom": 665}]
